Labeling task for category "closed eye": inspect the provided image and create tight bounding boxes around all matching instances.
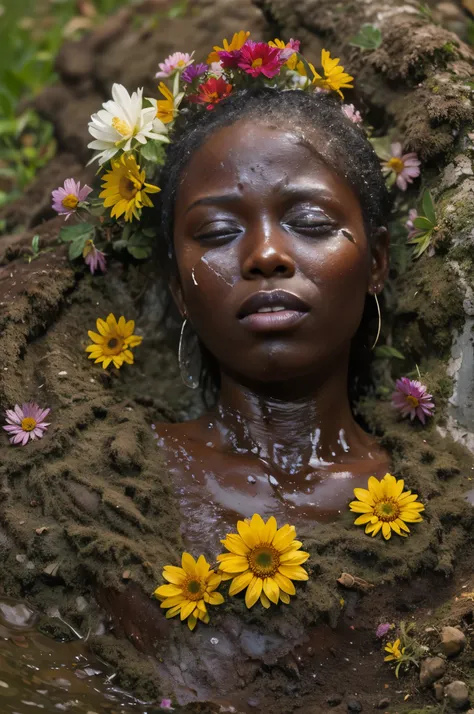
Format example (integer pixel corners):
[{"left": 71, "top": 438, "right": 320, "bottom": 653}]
[
  {"left": 282, "top": 211, "right": 336, "bottom": 238},
  {"left": 193, "top": 221, "right": 243, "bottom": 244}
]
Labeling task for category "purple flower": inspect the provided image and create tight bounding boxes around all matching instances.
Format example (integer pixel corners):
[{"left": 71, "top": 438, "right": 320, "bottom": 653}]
[
  {"left": 52, "top": 179, "right": 92, "bottom": 219},
  {"left": 181, "top": 62, "right": 208, "bottom": 84},
  {"left": 376, "top": 622, "right": 392, "bottom": 638},
  {"left": 382, "top": 143, "right": 421, "bottom": 191},
  {"left": 3, "top": 403, "right": 51, "bottom": 446},
  {"left": 406, "top": 208, "right": 418, "bottom": 232},
  {"left": 160, "top": 700, "right": 174, "bottom": 710},
  {"left": 155, "top": 52, "right": 194, "bottom": 79},
  {"left": 392, "top": 377, "right": 434, "bottom": 425},
  {"left": 342, "top": 103, "right": 362, "bottom": 124},
  {"left": 83, "top": 239, "right": 106, "bottom": 275}
]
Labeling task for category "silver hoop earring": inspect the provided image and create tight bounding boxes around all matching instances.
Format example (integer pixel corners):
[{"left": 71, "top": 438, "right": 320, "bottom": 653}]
[
  {"left": 178, "top": 318, "right": 201, "bottom": 390},
  {"left": 371, "top": 293, "right": 382, "bottom": 350}
]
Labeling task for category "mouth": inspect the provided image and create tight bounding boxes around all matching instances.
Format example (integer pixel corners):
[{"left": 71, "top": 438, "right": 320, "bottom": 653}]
[{"left": 237, "top": 290, "right": 310, "bottom": 332}]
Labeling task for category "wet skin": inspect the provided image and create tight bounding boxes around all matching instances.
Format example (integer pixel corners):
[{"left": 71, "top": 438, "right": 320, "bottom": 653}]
[{"left": 153, "top": 118, "right": 391, "bottom": 550}]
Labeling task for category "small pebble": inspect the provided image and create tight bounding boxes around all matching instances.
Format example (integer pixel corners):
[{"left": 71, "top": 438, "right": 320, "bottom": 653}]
[
  {"left": 347, "top": 698, "right": 363, "bottom": 713},
  {"left": 210, "top": 637, "right": 219, "bottom": 645},
  {"left": 247, "top": 475, "right": 256, "bottom": 484}
]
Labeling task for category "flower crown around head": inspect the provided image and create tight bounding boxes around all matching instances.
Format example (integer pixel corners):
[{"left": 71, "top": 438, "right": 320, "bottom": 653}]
[{"left": 52, "top": 32, "right": 358, "bottom": 272}]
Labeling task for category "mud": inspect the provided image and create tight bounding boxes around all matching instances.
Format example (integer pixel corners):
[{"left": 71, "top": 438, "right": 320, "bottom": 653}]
[{"left": 0, "top": 0, "right": 473, "bottom": 711}]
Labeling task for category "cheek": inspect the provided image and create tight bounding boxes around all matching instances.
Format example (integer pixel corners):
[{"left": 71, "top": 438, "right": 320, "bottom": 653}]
[{"left": 179, "top": 245, "right": 239, "bottom": 306}]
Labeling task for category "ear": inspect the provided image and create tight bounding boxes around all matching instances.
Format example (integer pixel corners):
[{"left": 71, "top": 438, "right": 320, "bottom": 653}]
[
  {"left": 169, "top": 274, "right": 187, "bottom": 319},
  {"left": 368, "top": 227, "right": 390, "bottom": 295}
]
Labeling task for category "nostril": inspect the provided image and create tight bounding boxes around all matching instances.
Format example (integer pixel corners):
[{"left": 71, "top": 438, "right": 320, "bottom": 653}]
[{"left": 274, "top": 265, "right": 289, "bottom": 274}]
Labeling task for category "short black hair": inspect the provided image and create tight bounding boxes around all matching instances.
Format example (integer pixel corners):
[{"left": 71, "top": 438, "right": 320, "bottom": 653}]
[{"left": 158, "top": 87, "right": 391, "bottom": 270}]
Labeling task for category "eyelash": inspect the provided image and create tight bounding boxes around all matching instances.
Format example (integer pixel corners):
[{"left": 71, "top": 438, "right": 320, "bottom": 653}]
[{"left": 193, "top": 212, "right": 335, "bottom": 243}]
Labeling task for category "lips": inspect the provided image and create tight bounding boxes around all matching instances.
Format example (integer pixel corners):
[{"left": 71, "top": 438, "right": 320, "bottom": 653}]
[
  {"left": 238, "top": 290, "right": 310, "bottom": 319},
  {"left": 237, "top": 290, "right": 310, "bottom": 333}
]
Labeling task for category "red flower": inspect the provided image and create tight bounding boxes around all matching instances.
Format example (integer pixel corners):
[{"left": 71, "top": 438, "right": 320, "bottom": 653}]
[
  {"left": 237, "top": 41, "right": 283, "bottom": 79},
  {"left": 189, "top": 77, "right": 233, "bottom": 110}
]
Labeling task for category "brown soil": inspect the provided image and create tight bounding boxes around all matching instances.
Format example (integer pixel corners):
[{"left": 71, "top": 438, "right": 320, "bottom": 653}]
[{"left": 0, "top": 1, "right": 473, "bottom": 712}]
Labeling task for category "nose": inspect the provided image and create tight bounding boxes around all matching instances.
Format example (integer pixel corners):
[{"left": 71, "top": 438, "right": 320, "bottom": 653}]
[{"left": 241, "top": 226, "right": 296, "bottom": 280}]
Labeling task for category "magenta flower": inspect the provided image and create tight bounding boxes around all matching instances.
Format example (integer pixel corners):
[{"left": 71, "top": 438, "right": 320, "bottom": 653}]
[
  {"left": 3, "top": 403, "right": 51, "bottom": 446},
  {"left": 376, "top": 622, "right": 392, "bottom": 639},
  {"left": 279, "top": 39, "right": 301, "bottom": 62},
  {"left": 181, "top": 63, "right": 208, "bottom": 83},
  {"left": 52, "top": 179, "right": 92, "bottom": 220},
  {"left": 392, "top": 377, "right": 434, "bottom": 425},
  {"left": 342, "top": 103, "right": 362, "bottom": 124},
  {"left": 218, "top": 49, "right": 243, "bottom": 69},
  {"left": 83, "top": 239, "right": 106, "bottom": 275},
  {"left": 155, "top": 52, "right": 194, "bottom": 79},
  {"left": 382, "top": 143, "right": 421, "bottom": 191},
  {"left": 160, "top": 700, "right": 173, "bottom": 710},
  {"left": 237, "top": 41, "right": 283, "bottom": 79}
]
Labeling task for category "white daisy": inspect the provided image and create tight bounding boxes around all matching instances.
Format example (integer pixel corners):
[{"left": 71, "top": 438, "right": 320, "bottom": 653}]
[{"left": 87, "top": 83, "right": 169, "bottom": 165}]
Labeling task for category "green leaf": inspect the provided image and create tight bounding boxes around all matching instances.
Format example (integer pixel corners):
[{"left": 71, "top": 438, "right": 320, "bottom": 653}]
[
  {"left": 127, "top": 230, "right": 153, "bottom": 260},
  {"left": 31, "top": 234, "right": 40, "bottom": 254},
  {"left": 59, "top": 223, "right": 94, "bottom": 243},
  {"left": 139, "top": 140, "right": 167, "bottom": 164},
  {"left": 421, "top": 189, "right": 436, "bottom": 224},
  {"left": 413, "top": 216, "right": 433, "bottom": 231},
  {"left": 68, "top": 238, "right": 88, "bottom": 261},
  {"left": 374, "top": 345, "right": 405, "bottom": 360},
  {"left": 349, "top": 24, "right": 382, "bottom": 51}
]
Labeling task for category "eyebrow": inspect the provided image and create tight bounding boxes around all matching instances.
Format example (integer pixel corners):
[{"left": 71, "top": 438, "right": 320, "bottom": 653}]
[{"left": 184, "top": 192, "right": 242, "bottom": 215}]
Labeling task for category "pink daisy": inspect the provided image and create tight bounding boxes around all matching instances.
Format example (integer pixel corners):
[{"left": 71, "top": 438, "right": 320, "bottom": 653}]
[
  {"left": 237, "top": 41, "right": 283, "bottom": 79},
  {"left": 83, "top": 239, "right": 106, "bottom": 275},
  {"left": 52, "top": 179, "right": 92, "bottom": 220},
  {"left": 382, "top": 143, "right": 421, "bottom": 191},
  {"left": 342, "top": 103, "right": 362, "bottom": 124},
  {"left": 392, "top": 378, "right": 434, "bottom": 425},
  {"left": 155, "top": 52, "right": 194, "bottom": 79},
  {"left": 376, "top": 622, "right": 392, "bottom": 638},
  {"left": 3, "top": 403, "right": 51, "bottom": 446}
]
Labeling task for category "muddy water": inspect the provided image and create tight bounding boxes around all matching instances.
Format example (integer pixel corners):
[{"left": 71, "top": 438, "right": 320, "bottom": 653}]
[{"left": 0, "top": 598, "right": 161, "bottom": 714}]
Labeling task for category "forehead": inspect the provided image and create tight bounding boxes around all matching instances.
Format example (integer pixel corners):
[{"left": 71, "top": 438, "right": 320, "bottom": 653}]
[{"left": 176, "top": 119, "right": 356, "bottom": 206}]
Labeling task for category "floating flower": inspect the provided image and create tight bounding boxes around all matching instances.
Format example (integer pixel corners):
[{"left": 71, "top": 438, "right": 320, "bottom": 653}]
[
  {"left": 342, "top": 103, "right": 362, "bottom": 124},
  {"left": 384, "top": 638, "right": 404, "bottom": 662},
  {"left": 237, "top": 41, "right": 283, "bottom": 79},
  {"left": 382, "top": 143, "right": 421, "bottom": 191},
  {"left": 3, "top": 403, "right": 51, "bottom": 446},
  {"left": 51, "top": 179, "right": 92, "bottom": 219},
  {"left": 155, "top": 51, "right": 194, "bottom": 79},
  {"left": 217, "top": 514, "right": 309, "bottom": 609},
  {"left": 311, "top": 49, "right": 354, "bottom": 98},
  {"left": 392, "top": 377, "right": 434, "bottom": 424},
  {"left": 181, "top": 63, "right": 208, "bottom": 84},
  {"left": 154, "top": 553, "right": 224, "bottom": 631},
  {"left": 87, "top": 83, "right": 169, "bottom": 165},
  {"left": 83, "top": 240, "right": 106, "bottom": 275},
  {"left": 148, "top": 82, "right": 184, "bottom": 125},
  {"left": 189, "top": 77, "right": 233, "bottom": 110},
  {"left": 207, "top": 30, "right": 250, "bottom": 64},
  {"left": 85, "top": 313, "right": 143, "bottom": 369},
  {"left": 349, "top": 474, "right": 425, "bottom": 540},
  {"left": 99, "top": 153, "right": 160, "bottom": 223},
  {"left": 376, "top": 622, "right": 392, "bottom": 639}
]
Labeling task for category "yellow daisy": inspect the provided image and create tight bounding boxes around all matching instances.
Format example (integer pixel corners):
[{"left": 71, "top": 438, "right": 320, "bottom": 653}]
[
  {"left": 151, "top": 82, "right": 180, "bottom": 125},
  {"left": 349, "top": 473, "right": 425, "bottom": 540},
  {"left": 311, "top": 49, "right": 354, "bottom": 98},
  {"left": 99, "top": 153, "right": 160, "bottom": 223},
  {"left": 384, "top": 638, "right": 404, "bottom": 661},
  {"left": 85, "top": 313, "right": 143, "bottom": 369},
  {"left": 154, "top": 553, "right": 224, "bottom": 631},
  {"left": 217, "top": 514, "right": 309, "bottom": 609},
  {"left": 207, "top": 30, "right": 250, "bottom": 64},
  {"left": 269, "top": 38, "right": 298, "bottom": 69}
]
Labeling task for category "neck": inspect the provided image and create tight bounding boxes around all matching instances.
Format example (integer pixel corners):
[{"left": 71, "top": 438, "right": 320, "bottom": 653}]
[{"left": 214, "top": 357, "right": 366, "bottom": 474}]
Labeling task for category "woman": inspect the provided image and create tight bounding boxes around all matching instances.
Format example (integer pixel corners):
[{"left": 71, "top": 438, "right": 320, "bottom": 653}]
[{"left": 153, "top": 87, "right": 391, "bottom": 555}]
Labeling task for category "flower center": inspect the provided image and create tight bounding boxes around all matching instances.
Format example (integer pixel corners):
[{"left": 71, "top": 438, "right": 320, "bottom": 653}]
[
  {"left": 374, "top": 499, "right": 400, "bottom": 522},
  {"left": 21, "top": 417, "right": 37, "bottom": 432},
  {"left": 119, "top": 176, "right": 139, "bottom": 201},
  {"left": 251, "top": 58, "right": 263, "bottom": 68},
  {"left": 103, "top": 334, "right": 124, "bottom": 356},
  {"left": 387, "top": 157, "right": 404, "bottom": 174},
  {"left": 61, "top": 194, "right": 79, "bottom": 210},
  {"left": 248, "top": 545, "right": 280, "bottom": 577},
  {"left": 177, "top": 59, "right": 186, "bottom": 67},
  {"left": 406, "top": 395, "right": 419, "bottom": 408},
  {"left": 112, "top": 116, "right": 132, "bottom": 136},
  {"left": 184, "top": 578, "right": 204, "bottom": 601}
]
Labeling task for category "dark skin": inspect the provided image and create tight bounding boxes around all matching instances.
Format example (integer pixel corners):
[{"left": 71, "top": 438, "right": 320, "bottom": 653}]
[
  {"left": 152, "top": 118, "right": 391, "bottom": 553},
  {"left": 101, "top": 119, "right": 391, "bottom": 687}
]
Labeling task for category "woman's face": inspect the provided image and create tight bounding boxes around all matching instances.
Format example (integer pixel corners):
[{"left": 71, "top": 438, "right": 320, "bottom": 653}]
[{"left": 172, "top": 118, "right": 388, "bottom": 385}]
